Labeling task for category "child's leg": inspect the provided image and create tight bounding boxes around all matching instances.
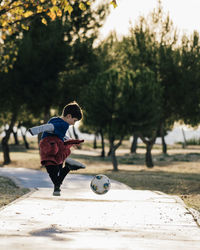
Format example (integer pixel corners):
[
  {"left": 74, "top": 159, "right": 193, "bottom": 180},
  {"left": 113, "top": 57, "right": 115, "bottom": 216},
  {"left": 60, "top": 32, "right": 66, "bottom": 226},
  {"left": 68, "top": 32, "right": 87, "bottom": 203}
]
[
  {"left": 57, "top": 165, "right": 70, "bottom": 186},
  {"left": 45, "top": 165, "right": 61, "bottom": 187},
  {"left": 65, "top": 158, "right": 86, "bottom": 170},
  {"left": 57, "top": 158, "right": 86, "bottom": 186}
]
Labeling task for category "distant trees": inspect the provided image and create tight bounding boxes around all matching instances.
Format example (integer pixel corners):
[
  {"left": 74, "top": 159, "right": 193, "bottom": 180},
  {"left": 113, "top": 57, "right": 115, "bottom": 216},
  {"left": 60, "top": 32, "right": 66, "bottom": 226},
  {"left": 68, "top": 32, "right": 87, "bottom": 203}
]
[{"left": 82, "top": 1, "right": 200, "bottom": 169}]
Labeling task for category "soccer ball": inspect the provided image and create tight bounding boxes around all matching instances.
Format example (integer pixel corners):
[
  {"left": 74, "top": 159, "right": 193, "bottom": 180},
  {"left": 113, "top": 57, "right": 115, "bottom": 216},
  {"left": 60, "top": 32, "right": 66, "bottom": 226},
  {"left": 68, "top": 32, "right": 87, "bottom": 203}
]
[{"left": 90, "top": 174, "right": 111, "bottom": 195}]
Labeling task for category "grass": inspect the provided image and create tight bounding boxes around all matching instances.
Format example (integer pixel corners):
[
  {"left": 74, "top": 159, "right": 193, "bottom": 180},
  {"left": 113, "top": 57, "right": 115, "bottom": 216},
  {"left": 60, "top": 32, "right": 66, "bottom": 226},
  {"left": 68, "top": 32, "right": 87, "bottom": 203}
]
[
  {"left": 0, "top": 176, "right": 29, "bottom": 208},
  {"left": 0, "top": 138, "right": 200, "bottom": 212},
  {"left": 177, "top": 137, "right": 200, "bottom": 146}
]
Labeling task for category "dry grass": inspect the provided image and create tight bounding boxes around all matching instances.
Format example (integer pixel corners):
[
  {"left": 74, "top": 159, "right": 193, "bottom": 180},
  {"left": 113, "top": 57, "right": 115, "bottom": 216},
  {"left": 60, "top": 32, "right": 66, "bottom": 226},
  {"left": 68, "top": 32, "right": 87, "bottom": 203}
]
[
  {"left": 0, "top": 138, "right": 200, "bottom": 211},
  {"left": 0, "top": 176, "right": 29, "bottom": 208}
]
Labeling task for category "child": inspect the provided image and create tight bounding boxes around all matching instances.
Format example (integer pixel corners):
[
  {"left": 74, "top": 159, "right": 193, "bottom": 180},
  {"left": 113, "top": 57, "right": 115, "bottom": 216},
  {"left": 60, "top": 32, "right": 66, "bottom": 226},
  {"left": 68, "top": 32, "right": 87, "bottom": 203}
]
[{"left": 29, "top": 101, "right": 85, "bottom": 196}]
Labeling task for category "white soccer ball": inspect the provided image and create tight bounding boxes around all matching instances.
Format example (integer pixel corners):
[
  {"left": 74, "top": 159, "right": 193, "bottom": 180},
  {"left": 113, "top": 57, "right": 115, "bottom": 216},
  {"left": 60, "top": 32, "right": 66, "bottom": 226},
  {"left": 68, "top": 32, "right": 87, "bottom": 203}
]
[{"left": 90, "top": 174, "right": 111, "bottom": 195}]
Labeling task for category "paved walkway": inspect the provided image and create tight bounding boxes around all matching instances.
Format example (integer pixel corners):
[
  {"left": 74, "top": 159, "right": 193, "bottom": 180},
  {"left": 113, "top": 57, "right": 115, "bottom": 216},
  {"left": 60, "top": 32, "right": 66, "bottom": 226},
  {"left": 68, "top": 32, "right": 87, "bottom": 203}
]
[{"left": 0, "top": 167, "right": 200, "bottom": 250}]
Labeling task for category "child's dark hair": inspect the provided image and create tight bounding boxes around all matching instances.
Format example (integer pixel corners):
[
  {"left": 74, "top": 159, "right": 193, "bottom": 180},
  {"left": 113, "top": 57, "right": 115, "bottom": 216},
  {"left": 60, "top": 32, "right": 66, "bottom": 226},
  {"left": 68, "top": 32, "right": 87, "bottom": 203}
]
[{"left": 62, "top": 101, "right": 83, "bottom": 120}]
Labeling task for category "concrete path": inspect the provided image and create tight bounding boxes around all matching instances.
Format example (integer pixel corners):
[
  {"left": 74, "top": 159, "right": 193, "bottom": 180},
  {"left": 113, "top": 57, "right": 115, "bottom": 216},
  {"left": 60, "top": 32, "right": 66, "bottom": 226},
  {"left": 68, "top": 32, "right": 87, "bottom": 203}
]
[{"left": 0, "top": 167, "right": 200, "bottom": 250}]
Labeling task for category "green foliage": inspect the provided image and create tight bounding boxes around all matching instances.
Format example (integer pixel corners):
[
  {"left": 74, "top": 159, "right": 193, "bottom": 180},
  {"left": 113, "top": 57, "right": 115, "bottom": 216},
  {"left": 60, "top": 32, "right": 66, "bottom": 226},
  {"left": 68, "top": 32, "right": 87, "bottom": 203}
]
[
  {"left": 55, "top": 1, "right": 109, "bottom": 112},
  {"left": 125, "top": 68, "right": 163, "bottom": 136},
  {"left": 17, "top": 17, "right": 69, "bottom": 116},
  {"left": 186, "top": 138, "right": 200, "bottom": 146},
  {"left": 178, "top": 31, "right": 200, "bottom": 126},
  {"left": 83, "top": 68, "right": 129, "bottom": 137}
]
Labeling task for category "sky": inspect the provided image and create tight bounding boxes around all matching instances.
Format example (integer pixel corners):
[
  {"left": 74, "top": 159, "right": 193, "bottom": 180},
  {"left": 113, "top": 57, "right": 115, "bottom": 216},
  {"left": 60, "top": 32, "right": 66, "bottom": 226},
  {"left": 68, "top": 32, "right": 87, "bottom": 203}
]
[{"left": 99, "top": 0, "right": 200, "bottom": 39}]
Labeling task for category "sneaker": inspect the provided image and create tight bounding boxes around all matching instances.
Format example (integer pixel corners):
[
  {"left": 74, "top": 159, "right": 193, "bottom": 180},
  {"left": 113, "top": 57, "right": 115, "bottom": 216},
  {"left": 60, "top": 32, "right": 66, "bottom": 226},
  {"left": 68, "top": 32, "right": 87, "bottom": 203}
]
[
  {"left": 53, "top": 186, "right": 61, "bottom": 196},
  {"left": 65, "top": 158, "right": 86, "bottom": 171}
]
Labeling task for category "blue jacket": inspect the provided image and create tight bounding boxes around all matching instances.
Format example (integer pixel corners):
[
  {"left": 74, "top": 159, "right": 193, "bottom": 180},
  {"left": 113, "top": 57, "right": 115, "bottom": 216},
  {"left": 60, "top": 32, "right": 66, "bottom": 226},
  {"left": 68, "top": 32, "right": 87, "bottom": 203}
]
[{"left": 42, "top": 117, "right": 69, "bottom": 141}]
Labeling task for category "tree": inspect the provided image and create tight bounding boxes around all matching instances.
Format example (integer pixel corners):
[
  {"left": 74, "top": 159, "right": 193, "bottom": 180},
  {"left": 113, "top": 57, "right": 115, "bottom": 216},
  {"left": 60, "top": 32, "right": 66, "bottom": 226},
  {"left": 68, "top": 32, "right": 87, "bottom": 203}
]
[
  {"left": 118, "top": 1, "right": 180, "bottom": 157},
  {"left": 0, "top": 16, "right": 69, "bottom": 164},
  {"left": 0, "top": 1, "right": 109, "bottom": 164},
  {"left": 126, "top": 68, "right": 163, "bottom": 168},
  {"left": 83, "top": 68, "right": 130, "bottom": 171},
  {"left": 56, "top": 0, "right": 109, "bottom": 111},
  {"left": 80, "top": 33, "right": 118, "bottom": 157},
  {"left": 0, "top": 0, "right": 114, "bottom": 72},
  {"left": 18, "top": 16, "right": 69, "bottom": 118},
  {"left": 178, "top": 31, "right": 200, "bottom": 126}
]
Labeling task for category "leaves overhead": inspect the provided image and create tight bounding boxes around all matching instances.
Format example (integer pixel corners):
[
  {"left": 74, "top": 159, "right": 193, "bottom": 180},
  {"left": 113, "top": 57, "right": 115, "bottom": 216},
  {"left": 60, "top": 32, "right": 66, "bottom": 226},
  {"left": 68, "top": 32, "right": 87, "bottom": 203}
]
[{"left": 0, "top": 0, "right": 117, "bottom": 39}]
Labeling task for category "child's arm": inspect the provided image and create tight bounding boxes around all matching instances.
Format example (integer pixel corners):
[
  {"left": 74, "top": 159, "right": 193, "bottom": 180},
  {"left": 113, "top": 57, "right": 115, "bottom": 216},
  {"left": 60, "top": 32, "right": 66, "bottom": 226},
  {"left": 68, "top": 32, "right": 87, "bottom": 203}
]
[{"left": 28, "top": 124, "right": 54, "bottom": 136}]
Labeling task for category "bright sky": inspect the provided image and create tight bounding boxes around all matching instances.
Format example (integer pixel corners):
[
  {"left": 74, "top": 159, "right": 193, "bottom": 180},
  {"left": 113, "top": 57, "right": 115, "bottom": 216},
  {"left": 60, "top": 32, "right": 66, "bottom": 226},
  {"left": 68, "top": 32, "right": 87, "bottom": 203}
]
[{"left": 99, "top": 0, "right": 200, "bottom": 39}]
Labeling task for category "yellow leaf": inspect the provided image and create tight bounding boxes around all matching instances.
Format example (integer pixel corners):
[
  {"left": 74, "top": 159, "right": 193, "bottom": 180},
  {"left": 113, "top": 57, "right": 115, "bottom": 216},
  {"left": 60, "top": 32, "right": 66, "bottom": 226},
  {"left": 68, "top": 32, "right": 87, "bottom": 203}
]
[
  {"left": 1, "top": 21, "right": 7, "bottom": 27},
  {"left": 50, "top": 6, "right": 59, "bottom": 13},
  {"left": 24, "top": 11, "right": 33, "bottom": 18},
  {"left": 8, "top": 27, "right": 13, "bottom": 34},
  {"left": 47, "top": 11, "right": 56, "bottom": 21},
  {"left": 64, "top": 5, "right": 73, "bottom": 15},
  {"left": 41, "top": 18, "right": 47, "bottom": 25},
  {"left": 2, "top": 34, "right": 6, "bottom": 40},
  {"left": 4, "top": 55, "right": 9, "bottom": 60},
  {"left": 51, "top": 0, "right": 57, "bottom": 5},
  {"left": 79, "top": 3, "right": 86, "bottom": 11},
  {"left": 21, "top": 24, "right": 29, "bottom": 30},
  {"left": 110, "top": 0, "right": 117, "bottom": 8},
  {"left": 37, "top": 6, "right": 43, "bottom": 13},
  {"left": 57, "top": 9, "right": 62, "bottom": 17},
  {"left": 86, "top": 1, "right": 91, "bottom": 5}
]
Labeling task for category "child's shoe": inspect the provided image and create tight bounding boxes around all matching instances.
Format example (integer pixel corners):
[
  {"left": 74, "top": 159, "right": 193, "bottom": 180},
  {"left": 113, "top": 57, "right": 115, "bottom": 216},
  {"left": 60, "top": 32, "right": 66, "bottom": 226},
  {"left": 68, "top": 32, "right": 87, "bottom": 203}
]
[
  {"left": 53, "top": 186, "right": 61, "bottom": 196},
  {"left": 65, "top": 158, "right": 86, "bottom": 171}
]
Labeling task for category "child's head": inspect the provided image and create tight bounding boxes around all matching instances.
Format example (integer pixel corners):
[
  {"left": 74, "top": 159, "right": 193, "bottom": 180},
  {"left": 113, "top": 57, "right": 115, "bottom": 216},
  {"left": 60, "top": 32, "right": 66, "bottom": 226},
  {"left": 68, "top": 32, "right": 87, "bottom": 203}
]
[{"left": 62, "top": 101, "right": 83, "bottom": 125}]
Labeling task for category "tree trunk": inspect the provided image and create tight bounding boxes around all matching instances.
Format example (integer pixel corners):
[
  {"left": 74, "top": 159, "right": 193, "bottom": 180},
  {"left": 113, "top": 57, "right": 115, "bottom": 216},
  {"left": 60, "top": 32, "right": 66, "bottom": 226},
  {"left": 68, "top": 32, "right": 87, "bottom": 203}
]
[
  {"left": 160, "top": 123, "right": 167, "bottom": 154},
  {"left": 1, "top": 113, "right": 17, "bottom": 165},
  {"left": 182, "top": 128, "right": 187, "bottom": 149},
  {"left": 109, "top": 136, "right": 123, "bottom": 171},
  {"left": 12, "top": 129, "right": 19, "bottom": 145},
  {"left": 20, "top": 127, "right": 29, "bottom": 149},
  {"left": 23, "top": 134, "right": 29, "bottom": 149},
  {"left": 2, "top": 135, "right": 11, "bottom": 165},
  {"left": 145, "top": 143, "right": 154, "bottom": 168},
  {"left": 131, "top": 133, "right": 138, "bottom": 153},
  {"left": 107, "top": 146, "right": 111, "bottom": 156},
  {"left": 139, "top": 133, "right": 157, "bottom": 168},
  {"left": 161, "top": 134, "right": 167, "bottom": 154},
  {"left": 93, "top": 133, "right": 97, "bottom": 149},
  {"left": 111, "top": 147, "right": 118, "bottom": 171},
  {"left": 99, "top": 130, "right": 105, "bottom": 158}
]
